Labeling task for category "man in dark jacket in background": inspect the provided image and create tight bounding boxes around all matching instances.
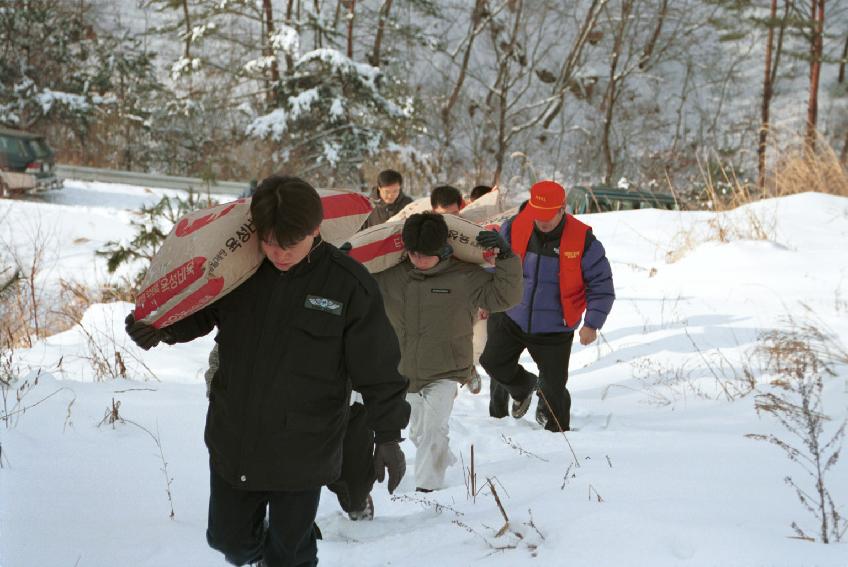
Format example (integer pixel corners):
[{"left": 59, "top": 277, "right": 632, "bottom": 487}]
[
  {"left": 481, "top": 180, "right": 615, "bottom": 432},
  {"left": 361, "top": 169, "right": 413, "bottom": 229},
  {"left": 125, "top": 175, "right": 410, "bottom": 567},
  {"left": 430, "top": 185, "right": 464, "bottom": 215}
]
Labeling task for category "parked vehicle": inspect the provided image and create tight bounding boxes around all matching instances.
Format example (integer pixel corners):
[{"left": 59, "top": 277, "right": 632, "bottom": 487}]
[
  {"left": 0, "top": 127, "right": 63, "bottom": 196},
  {"left": 567, "top": 185, "right": 680, "bottom": 214}
]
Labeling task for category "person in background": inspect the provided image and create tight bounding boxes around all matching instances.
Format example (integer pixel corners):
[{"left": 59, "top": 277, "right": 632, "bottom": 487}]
[
  {"left": 430, "top": 185, "right": 464, "bottom": 215},
  {"left": 469, "top": 185, "right": 493, "bottom": 202},
  {"left": 481, "top": 180, "right": 614, "bottom": 432},
  {"left": 466, "top": 183, "right": 497, "bottom": 394},
  {"left": 361, "top": 169, "right": 413, "bottom": 229},
  {"left": 373, "top": 212, "right": 522, "bottom": 492},
  {"left": 125, "top": 175, "right": 410, "bottom": 567},
  {"left": 428, "top": 184, "right": 483, "bottom": 394}
]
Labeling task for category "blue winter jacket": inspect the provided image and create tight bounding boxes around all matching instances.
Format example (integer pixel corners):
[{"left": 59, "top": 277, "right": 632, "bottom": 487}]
[{"left": 501, "top": 215, "right": 615, "bottom": 334}]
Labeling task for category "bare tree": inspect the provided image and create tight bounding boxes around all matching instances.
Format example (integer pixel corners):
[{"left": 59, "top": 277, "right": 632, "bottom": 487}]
[
  {"left": 369, "top": 0, "right": 394, "bottom": 66},
  {"left": 440, "top": 0, "right": 494, "bottom": 135},
  {"left": 344, "top": 0, "right": 356, "bottom": 58},
  {"left": 600, "top": 0, "right": 633, "bottom": 185},
  {"left": 262, "top": 0, "right": 281, "bottom": 103},
  {"left": 806, "top": 0, "right": 825, "bottom": 153},
  {"left": 285, "top": 0, "right": 297, "bottom": 73},
  {"left": 181, "top": 0, "right": 191, "bottom": 59},
  {"left": 638, "top": 0, "right": 667, "bottom": 70},
  {"left": 759, "top": 0, "right": 791, "bottom": 189}
]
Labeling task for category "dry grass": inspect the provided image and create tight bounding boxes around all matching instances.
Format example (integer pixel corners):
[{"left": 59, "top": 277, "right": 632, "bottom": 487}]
[
  {"left": 769, "top": 131, "right": 848, "bottom": 199},
  {"left": 748, "top": 320, "right": 847, "bottom": 544}
]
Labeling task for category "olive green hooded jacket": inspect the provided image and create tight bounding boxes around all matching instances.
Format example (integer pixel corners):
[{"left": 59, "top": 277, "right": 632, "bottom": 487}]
[{"left": 374, "top": 255, "right": 522, "bottom": 393}]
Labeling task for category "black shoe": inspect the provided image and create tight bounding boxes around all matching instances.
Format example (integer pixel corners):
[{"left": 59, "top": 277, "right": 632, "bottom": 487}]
[
  {"left": 416, "top": 487, "right": 434, "bottom": 493},
  {"left": 348, "top": 494, "right": 374, "bottom": 521},
  {"left": 511, "top": 392, "right": 533, "bottom": 419},
  {"left": 489, "top": 401, "right": 509, "bottom": 418},
  {"left": 535, "top": 403, "right": 549, "bottom": 427}
]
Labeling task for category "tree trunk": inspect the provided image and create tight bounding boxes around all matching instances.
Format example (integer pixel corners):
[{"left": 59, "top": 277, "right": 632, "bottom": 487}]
[
  {"left": 805, "top": 0, "right": 825, "bottom": 154},
  {"left": 314, "top": 0, "right": 323, "bottom": 49},
  {"left": 262, "top": 0, "right": 280, "bottom": 103},
  {"left": 181, "top": 0, "right": 191, "bottom": 59},
  {"left": 369, "top": 0, "right": 393, "bottom": 67},
  {"left": 758, "top": 0, "right": 778, "bottom": 190},
  {"left": 285, "top": 0, "right": 296, "bottom": 74},
  {"left": 840, "top": 127, "right": 848, "bottom": 165},
  {"left": 540, "top": 0, "right": 606, "bottom": 130},
  {"left": 601, "top": 0, "right": 632, "bottom": 185},
  {"left": 639, "top": 0, "right": 667, "bottom": 70},
  {"left": 838, "top": 31, "right": 847, "bottom": 83},
  {"left": 441, "top": 0, "right": 488, "bottom": 128},
  {"left": 492, "top": 0, "right": 523, "bottom": 186},
  {"left": 344, "top": 0, "right": 356, "bottom": 58}
]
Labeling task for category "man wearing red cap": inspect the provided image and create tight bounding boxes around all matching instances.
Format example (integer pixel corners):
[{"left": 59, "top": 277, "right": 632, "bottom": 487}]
[{"left": 480, "top": 180, "right": 615, "bottom": 431}]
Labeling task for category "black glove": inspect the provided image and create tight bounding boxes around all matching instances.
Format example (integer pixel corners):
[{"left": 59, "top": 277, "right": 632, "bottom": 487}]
[
  {"left": 339, "top": 242, "right": 353, "bottom": 255},
  {"left": 124, "top": 312, "right": 167, "bottom": 350},
  {"left": 476, "top": 230, "right": 513, "bottom": 259},
  {"left": 373, "top": 441, "right": 406, "bottom": 494}
]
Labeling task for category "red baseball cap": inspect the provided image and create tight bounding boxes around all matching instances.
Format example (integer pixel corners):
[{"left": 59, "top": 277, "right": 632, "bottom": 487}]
[{"left": 524, "top": 180, "right": 565, "bottom": 221}]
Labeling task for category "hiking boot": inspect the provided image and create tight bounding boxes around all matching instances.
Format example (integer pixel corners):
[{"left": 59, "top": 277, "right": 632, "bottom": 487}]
[
  {"left": 467, "top": 367, "right": 482, "bottom": 395},
  {"left": 416, "top": 487, "right": 434, "bottom": 493},
  {"left": 511, "top": 392, "right": 533, "bottom": 419},
  {"left": 348, "top": 494, "right": 374, "bottom": 521},
  {"left": 535, "top": 401, "right": 549, "bottom": 428}
]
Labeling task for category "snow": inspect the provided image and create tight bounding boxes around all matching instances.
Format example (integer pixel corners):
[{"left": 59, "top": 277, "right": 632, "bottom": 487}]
[
  {"left": 246, "top": 107, "right": 289, "bottom": 141},
  {"left": 295, "top": 49, "right": 380, "bottom": 90},
  {"left": 288, "top": 87, "right": 320, "bottom": 120},
  {"left": 270, "top": 25, "right": 300, "bottom": 57},
  {"left": 2, "top": 183, "right": 847, "bottom": 566}
]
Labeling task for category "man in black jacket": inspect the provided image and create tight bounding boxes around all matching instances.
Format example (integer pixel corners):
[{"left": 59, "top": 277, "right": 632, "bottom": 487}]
[
  {"left": 125, "top": 175, "right": 410, "bottom": 567},
  {"left": 361, "top": 169, "right": 413, "bottom": 229}
]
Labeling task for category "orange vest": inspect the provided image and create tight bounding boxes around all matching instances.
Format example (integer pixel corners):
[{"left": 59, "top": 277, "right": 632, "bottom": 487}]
[{"left": 510, "top": 211, "right": 590, "bottom": 328}]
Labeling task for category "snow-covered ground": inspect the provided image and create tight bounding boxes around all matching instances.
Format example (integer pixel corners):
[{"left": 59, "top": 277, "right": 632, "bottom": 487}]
[{"left": 1, "top": 183, "right": 847, "bottom": 566}]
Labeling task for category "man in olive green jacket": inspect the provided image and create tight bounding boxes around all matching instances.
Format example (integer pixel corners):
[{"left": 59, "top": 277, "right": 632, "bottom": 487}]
[{"left": 374, "top": 212, "right": 522, "bottom": 491}]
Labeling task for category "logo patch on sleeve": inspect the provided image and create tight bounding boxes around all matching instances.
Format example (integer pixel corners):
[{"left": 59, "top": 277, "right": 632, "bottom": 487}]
[
  {"left": 305, "top": 295, "right": 344, "bottom": 315},
  {"left": 430, "top": 288, "right": 451, "bottom": 294}
]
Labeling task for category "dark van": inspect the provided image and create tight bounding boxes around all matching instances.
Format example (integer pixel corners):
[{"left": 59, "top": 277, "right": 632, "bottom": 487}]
[
  {"left": 0, "top": 127, "right": 63, "bottom": 193},
  {"left": 567, "top": 185, "right": 680, "bottom": 214}
]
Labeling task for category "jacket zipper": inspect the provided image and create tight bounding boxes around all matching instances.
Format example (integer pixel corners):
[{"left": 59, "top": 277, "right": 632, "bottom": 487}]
[{"left": 526, "top": 243, "right": 542, "bottom": 333}]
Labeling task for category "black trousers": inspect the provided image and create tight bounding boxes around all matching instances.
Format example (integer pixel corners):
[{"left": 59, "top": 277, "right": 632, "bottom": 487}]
[
  {"left": 207, "top": 465, "right": 321, "bottom": 567},
  {"left": 326, "top": 402, "right": 376, "bottom": 513},
  {"left": 480, "top": 312, "right": 574, "bottom": 432}
]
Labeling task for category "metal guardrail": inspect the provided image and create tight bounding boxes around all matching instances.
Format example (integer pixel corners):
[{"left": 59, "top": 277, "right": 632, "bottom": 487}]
[{"left": 56, "top": 164, "right": 249, "bottom": 196}]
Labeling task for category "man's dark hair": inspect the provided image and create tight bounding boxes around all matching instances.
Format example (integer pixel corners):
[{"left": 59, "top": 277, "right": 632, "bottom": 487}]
[
  {"left": 402, "top": 212, "right": 449, "bottom": 256},
  {"left": 430, "top": 185, "right": 463, "bottom": 209},
  {"left": 250, "top": 175, "right": 323, "bottom": 248},
  {"left": 470, "top": 185, "right": 493, "bottom": 202},
  {"left": 377, "top": 169, "right": 403, "bottom": 188}
]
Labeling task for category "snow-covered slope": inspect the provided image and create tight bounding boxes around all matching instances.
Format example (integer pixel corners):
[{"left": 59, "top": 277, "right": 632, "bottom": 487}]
[{"left": 1, "top": 185, "right": 847, "bottom": 566}]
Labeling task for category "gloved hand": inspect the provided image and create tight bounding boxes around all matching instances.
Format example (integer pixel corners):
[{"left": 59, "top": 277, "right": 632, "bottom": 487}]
[
  {"left": 124, "top": 312, "right": 167, "bottom": 350},
  {"left": 476, "top": 230, "right": 513, "bottom": 259},
  {"left": 373, "top": 441, "right": 406, "bottom": 494},
  {"left": 338, "top": 242, "right": 353, "bottom": 255}
]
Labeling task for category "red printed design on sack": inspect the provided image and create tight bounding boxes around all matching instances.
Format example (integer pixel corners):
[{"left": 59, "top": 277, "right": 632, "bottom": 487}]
[
  {"left": 135, "top": 257, "right": 206, "bottom": 320},
  {"left": 349, "top": 233, "right": 404, "bottom": 264},
  {"left": 175, "top": 202, "right": 241, "bottom": 237},
  {"left": 321, "top": 193, "right": 372, "bottom": 219},
  {"left": 151, "top": 276, "right": 226, "bottom": 329}
]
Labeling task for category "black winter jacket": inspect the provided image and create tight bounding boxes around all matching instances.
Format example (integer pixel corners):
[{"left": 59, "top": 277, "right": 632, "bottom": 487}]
[
  {"left": 361, "top": 191, "right": 413, "bottom": 229},
  {"left": 166, "top": 239, "right": 410, "bottom": 491}
]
